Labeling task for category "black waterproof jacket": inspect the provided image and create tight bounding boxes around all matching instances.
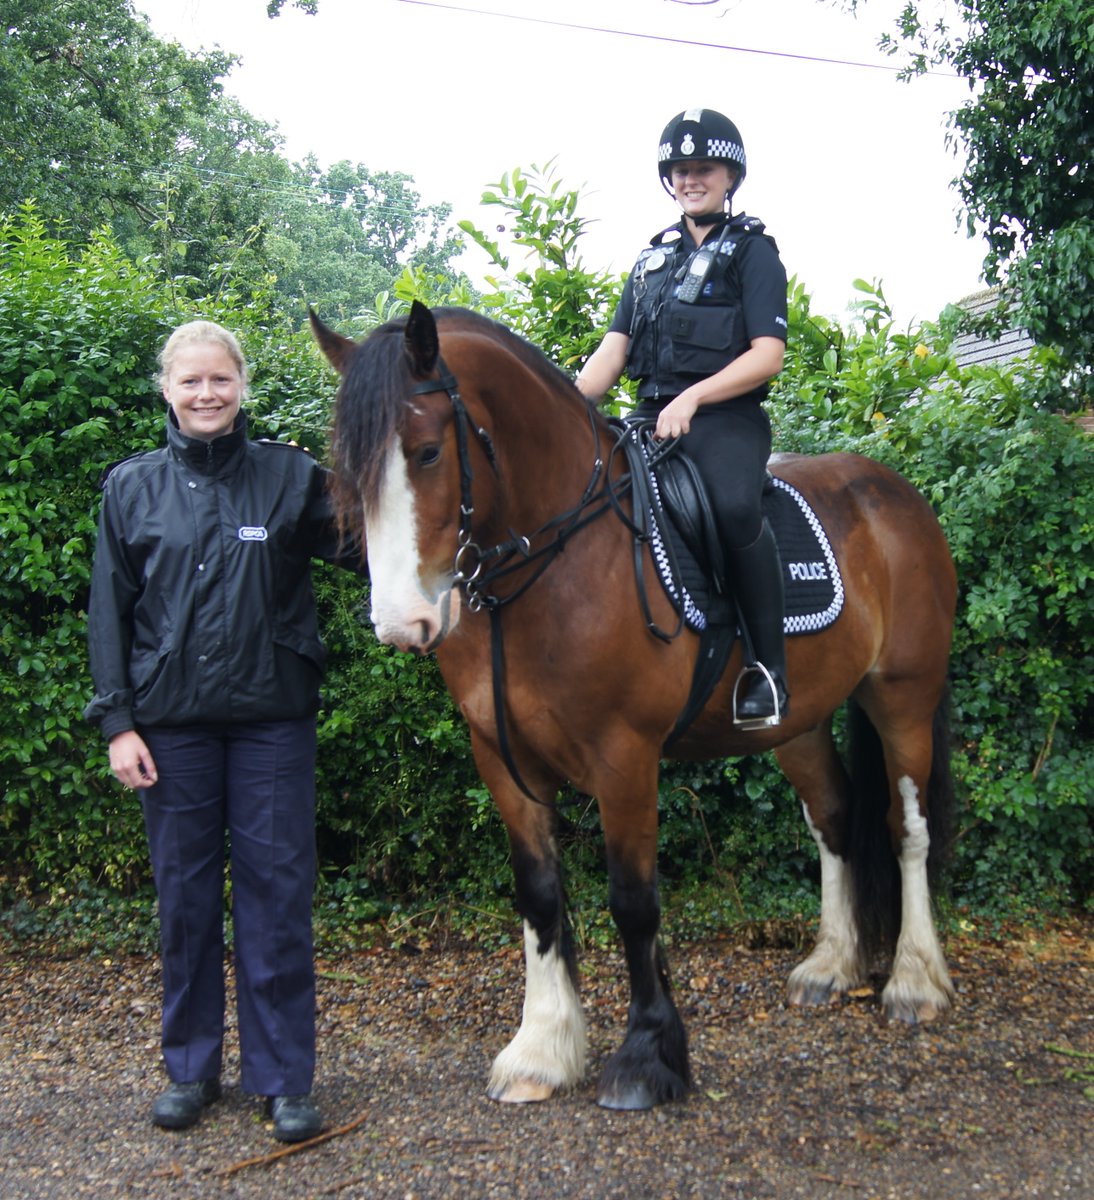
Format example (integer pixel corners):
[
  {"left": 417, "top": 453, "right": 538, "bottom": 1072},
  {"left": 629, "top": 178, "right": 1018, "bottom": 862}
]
[{"left": 85, "top": 412, "right": 359, "bottom": 741}]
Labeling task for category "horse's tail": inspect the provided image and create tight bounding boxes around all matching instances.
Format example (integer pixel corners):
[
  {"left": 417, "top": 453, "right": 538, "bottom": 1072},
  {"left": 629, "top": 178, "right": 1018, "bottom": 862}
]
[{"left": 847, "top": 691, "right": 955, "bottom": 958}]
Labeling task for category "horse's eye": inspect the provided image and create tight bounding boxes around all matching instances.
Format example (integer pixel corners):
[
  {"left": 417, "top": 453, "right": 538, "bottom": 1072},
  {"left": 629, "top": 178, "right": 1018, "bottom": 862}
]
[{"left": 416, "top": 444, "right": 441, "bottom": 468}]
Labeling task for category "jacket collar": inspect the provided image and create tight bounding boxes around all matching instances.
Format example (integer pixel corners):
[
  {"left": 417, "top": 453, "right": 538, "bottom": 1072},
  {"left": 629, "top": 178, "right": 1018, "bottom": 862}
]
[{"left": 167, "top": 410, "right": 249, "bottom": 476}]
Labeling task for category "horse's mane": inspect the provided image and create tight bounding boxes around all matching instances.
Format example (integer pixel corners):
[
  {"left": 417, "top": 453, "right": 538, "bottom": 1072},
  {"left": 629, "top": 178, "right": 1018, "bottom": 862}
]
[
  {"left": 329, "top": 306, "right": 587, "bottom": 526},
  {"left": 431, "top": 307, "right": 581, "bottom": 398}
]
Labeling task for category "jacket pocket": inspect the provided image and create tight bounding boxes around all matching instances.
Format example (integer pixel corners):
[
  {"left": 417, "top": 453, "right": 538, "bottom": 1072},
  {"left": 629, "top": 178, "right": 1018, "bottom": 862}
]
[{"left": 668, "top": 304, "right": 737, "bottom": 376}]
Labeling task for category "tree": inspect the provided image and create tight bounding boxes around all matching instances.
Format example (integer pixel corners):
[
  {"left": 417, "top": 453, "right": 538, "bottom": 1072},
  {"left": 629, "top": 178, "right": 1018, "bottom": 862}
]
[
  {"left": 0, "top": 0, "right": 235, "bottom": 240},
  {"left": 875, "top": 0, "right": 1094, "bottom": 400},
  {"left": 265, "top": 158, "right": 466, "bottom": 324},
  {"left": 455, "top": 162, "right": 625, "bottom": 373}
]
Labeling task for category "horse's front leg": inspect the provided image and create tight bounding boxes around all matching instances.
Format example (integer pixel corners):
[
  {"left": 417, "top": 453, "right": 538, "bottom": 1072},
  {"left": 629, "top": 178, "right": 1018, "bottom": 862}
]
[
  {"left": 483, "top": 763, "right": 587, "bottom": 1103},
  {"left": 597, "top": 771, "right": 690, "bottom": 1110}
]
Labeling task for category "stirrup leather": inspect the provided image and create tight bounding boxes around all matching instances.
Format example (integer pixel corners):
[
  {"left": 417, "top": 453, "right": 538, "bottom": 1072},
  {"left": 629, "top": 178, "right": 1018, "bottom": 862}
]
[{"left": 732, "top": 662, "right": 784, "bottom": 730}]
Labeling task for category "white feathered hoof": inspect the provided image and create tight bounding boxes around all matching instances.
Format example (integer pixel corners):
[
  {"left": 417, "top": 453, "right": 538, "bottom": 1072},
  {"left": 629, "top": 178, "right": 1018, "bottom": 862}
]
[
  {"left": 486, "top": 1075, "right": 558, "bottom": 1104},
  {"left": 881, "top": 976, "right": 955, "bottom": 1024}
]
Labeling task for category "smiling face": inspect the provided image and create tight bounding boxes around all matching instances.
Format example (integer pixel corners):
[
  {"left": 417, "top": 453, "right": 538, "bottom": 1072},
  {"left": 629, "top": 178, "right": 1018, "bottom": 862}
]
[
  {"left": 670, "top": 160, "right": 737, "bottom": 222},
  {"left": 162, "top": 342, "right": 244, "bottom": 441}
]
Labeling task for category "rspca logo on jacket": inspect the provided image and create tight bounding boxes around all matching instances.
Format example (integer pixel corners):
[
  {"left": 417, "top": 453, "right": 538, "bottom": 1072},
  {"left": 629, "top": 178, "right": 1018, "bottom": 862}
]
[{"left": 238, "top": 526, "right": 268, "bottom": 541}]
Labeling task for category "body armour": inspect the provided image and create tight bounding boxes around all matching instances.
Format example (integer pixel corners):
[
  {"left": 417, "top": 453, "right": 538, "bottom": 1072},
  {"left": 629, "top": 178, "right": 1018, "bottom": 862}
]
[{"left": 618, "top": 213, "right": 779, "bottom": 402}]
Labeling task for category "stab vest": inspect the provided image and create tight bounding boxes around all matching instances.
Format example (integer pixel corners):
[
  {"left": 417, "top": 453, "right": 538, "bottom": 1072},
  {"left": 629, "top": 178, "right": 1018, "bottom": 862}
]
[{"left": 623, "top": 214, "right": 772, "bottom": 401}]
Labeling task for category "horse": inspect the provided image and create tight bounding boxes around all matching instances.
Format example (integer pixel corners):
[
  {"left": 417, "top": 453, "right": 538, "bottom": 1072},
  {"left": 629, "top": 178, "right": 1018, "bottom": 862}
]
[{"left": 312, "top": 301, "right": 958, "bottom": 1111}]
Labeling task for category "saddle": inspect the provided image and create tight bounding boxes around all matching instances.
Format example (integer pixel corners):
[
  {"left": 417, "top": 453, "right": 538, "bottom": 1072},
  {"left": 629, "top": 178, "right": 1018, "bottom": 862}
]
[{"left": 614, "top": 421, "right": 844, "bottom": 746}]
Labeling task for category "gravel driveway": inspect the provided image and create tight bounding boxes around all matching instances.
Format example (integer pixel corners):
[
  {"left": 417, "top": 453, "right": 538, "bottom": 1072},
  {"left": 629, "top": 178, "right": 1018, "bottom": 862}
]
[{"left": 2, "top": 918, "right": 1091, "bottom": 1199}]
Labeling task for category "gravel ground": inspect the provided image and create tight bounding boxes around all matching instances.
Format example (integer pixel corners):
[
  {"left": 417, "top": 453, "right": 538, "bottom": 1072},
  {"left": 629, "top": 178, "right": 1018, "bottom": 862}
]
[{"left": 2, "top": 917, "right": 1091, "bottom": 1200}]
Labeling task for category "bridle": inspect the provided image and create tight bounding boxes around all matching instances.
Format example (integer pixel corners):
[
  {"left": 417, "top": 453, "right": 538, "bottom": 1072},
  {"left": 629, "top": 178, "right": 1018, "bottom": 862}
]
[
  {"left": 410, "top": 357, "right": 611, "bottom": 616},
  {"left": 408, "top": 357, "right": 614, "bottom": 806}
]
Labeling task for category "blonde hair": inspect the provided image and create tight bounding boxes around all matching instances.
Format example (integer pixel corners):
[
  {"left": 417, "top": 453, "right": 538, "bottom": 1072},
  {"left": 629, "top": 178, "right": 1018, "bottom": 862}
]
[{"left": 157, "top": 320, "right": 249, "bottom": 394}]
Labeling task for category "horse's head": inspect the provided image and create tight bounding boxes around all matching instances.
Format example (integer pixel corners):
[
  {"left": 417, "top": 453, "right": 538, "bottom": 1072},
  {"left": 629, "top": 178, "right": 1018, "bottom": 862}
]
[{"left": 313, "top": 301, "right": 473, "bottom": 653}]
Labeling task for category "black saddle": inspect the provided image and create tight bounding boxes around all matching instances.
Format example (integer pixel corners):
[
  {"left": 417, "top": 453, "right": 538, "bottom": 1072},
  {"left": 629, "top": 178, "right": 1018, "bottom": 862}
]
[{"left": 612, "top": 419, "right": 843, "bottom": 745}]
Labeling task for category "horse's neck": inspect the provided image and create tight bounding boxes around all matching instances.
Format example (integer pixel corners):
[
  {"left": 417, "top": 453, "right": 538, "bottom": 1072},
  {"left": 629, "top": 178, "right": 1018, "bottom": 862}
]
[{"left": 484, "top": 368, "right": 604, "bottom": 517}]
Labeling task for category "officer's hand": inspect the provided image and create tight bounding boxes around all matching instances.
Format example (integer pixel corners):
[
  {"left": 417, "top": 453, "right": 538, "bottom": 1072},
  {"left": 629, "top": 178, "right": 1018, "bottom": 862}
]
[
  {"left": 109, "top": 730, "right": 159, "bottom": 790},
  {"left": 655, "top": 393, "right": 699, "bottom": 439}
]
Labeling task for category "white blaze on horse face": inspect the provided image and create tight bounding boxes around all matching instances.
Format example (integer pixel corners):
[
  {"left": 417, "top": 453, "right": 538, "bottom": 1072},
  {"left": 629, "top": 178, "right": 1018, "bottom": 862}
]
[{"left": 366, "top": 438, "right": 460, "bottom": 651}]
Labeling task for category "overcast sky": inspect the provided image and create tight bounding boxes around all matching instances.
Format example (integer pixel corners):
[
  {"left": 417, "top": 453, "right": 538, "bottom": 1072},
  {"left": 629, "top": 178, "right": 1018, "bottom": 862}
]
[{"left": 135, "top": 0, "right": 987, "bottom": 328}]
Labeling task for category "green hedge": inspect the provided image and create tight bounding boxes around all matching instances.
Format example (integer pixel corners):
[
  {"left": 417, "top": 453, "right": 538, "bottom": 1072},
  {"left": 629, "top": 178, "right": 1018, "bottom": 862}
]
[{"left": 2, "top": 211, "right": 1091, "bottom": 950}]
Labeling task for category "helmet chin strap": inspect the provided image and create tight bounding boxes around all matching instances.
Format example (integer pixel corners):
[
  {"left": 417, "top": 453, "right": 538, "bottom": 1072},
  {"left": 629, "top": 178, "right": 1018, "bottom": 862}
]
[{"left": 691, "top": 192, "right": 733, "bottom": 227}]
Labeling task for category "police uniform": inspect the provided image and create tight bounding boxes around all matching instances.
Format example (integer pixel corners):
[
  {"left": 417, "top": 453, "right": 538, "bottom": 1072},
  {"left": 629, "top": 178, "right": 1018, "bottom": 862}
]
[
  {"left": 599, "top": 107, "right": 791, "bottom": 725},
  {"left": 609, "top": 210, "right": 787, "bottom": 550}
]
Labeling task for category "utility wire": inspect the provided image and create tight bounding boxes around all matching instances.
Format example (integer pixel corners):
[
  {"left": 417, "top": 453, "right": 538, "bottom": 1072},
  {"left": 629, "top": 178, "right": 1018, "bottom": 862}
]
[{"left": 393, "top": 0, "right": 959, "bottom": 77}]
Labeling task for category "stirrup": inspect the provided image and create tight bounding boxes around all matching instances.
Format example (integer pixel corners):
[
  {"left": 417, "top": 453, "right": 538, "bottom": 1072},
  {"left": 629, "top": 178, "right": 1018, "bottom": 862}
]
[{"left": 732, "top": 662, "right": 785, "bottom": 730}]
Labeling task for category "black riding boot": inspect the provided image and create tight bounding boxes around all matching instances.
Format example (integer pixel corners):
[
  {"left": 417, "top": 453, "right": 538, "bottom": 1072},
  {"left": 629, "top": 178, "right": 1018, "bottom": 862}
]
[{"left": 727, "top": 521, "right": 789, "bottom": 728}]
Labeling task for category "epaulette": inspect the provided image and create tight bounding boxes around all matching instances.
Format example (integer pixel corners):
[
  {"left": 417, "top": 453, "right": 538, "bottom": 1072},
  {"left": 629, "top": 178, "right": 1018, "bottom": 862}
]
[
  {"left": 98, "top": 450, "right": 153, "bottom": 490},
  {"left": 731, "top": 214, "right": 767, "bottom": 236},
  {"left": 257, "top": 438, "right": 313, "bottom": 454}
]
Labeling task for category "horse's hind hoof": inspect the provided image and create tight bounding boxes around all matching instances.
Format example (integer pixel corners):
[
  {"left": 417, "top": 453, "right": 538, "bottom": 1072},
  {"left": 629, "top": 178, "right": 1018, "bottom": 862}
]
[{"left": 597, "top": 1081, "right": 657, "bottom": 1111}]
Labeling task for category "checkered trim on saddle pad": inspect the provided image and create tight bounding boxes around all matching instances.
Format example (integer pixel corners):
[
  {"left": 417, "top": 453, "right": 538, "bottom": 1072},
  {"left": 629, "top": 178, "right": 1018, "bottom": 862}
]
[{"left": 649, "top": 474, "right": 845, "bottom": 635}]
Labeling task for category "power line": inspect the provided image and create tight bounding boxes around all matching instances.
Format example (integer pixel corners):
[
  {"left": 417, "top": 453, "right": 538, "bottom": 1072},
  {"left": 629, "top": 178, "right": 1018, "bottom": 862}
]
[{"left": 393, "top": 0, "right": 959, "bottom": 76}]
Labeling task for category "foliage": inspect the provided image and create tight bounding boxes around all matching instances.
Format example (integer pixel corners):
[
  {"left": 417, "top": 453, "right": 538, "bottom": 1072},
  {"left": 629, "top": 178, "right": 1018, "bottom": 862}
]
[
  {"left": 0, "top": 0, "right": 235, "bottom": 242},
  {"left": 0, "top": 0, "right": 468, "bottom": 328},
  {"left": 455, "top": 162, "right": 625, "bottom": 373},
  {"left": 0, "top": 206, "right": 171, "bottom": 891},
  {"left": 266, "top": 157, "right": 466, "bottom": 326},
  {"left": 876, "top": 0, "right": 1094, "bottom": 399},
  {"left": 772, "top": 277, "right": 1094, "bottom": 909}
]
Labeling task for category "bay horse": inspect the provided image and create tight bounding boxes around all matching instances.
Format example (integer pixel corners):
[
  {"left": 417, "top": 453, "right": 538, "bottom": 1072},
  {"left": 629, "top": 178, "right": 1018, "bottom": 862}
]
[{"left": 313, "top": 301, "right": 957, "bottom": 1111}]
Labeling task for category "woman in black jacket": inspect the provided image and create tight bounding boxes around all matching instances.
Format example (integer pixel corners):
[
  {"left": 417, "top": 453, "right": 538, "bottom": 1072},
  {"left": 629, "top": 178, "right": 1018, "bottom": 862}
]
[{"left": 85, "top": 320, "right": 359, "bottom": 1142}]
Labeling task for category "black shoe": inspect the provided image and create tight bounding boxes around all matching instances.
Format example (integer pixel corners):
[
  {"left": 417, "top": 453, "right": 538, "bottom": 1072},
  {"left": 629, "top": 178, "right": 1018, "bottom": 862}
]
[
  {"left": 733, "top": 665, "right": 789, "bottom": 728},
  {"left": 267, "top": 1094, "right": 323, "bottom": 1143},
  {"left": 152, "top": 1078, "right": 222, "bottom": 1130}
]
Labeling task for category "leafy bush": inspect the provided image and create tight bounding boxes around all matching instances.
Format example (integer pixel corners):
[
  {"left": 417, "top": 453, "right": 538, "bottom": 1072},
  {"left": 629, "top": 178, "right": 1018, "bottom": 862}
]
[
  {"left": 772, "top": 280, "right": 1094, "bottom": 910},
  {"left": 0, "top": 206, "right": 169, "bottom": 893},
  {"left": 3, "top": 189, "right": 1091, "bottom": 955}
]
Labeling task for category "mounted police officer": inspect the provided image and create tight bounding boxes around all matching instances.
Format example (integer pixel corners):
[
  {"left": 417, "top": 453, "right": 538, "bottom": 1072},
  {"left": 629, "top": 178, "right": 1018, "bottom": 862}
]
[{"left": 576, "top": 107, "right": 790, "bottom": 727}]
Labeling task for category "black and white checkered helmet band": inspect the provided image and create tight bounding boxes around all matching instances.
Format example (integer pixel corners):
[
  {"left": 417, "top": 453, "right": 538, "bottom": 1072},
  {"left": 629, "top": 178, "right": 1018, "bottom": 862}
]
[{"left": 657, "top": 137, "right": 746, "bottom": 168}]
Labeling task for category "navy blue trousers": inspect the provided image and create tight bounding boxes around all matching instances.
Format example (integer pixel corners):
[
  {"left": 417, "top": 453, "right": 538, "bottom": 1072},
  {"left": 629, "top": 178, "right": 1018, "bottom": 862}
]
[{"left": 140, "top": 719, "right": 318, "bottom": 1096}]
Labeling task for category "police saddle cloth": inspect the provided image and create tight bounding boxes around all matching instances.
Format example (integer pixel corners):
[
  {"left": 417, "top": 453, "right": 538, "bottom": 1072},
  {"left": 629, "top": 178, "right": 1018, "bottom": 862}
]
[{"left": 615, "top": 422, "right": 844, "bottom": 745}]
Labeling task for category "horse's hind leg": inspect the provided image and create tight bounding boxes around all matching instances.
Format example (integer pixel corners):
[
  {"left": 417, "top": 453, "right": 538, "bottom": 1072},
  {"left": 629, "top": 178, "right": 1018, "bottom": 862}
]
[
  {"left": 873, "top": 703, "right": 955, "bottom": 1023},
  {"left": 775, "top": 722, "right": 869, "bottom": 1006},
  {"left": 482, "top": 766, "right": 587, "bottom": 1103}
]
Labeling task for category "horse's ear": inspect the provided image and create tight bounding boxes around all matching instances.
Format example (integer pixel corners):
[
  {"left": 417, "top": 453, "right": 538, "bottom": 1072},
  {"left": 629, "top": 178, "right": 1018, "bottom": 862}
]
[
  {"left": 309, "top": 308, "right": 357, "bottom": 376},
  {"left": 404, "top": 300, "right": 440, "bottom": 378}
]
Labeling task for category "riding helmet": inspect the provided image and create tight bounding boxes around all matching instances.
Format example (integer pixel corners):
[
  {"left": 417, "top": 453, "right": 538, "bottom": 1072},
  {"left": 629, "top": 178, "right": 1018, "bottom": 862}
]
[{"left": 657, "top": 108, "right": 746, "bottom": 195}]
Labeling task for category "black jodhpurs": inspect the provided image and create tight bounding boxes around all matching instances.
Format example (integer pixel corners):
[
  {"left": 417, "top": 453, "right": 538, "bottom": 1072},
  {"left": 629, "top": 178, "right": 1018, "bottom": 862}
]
[{"left": 634, "top": 398, "right": 771, "bottom": 550}]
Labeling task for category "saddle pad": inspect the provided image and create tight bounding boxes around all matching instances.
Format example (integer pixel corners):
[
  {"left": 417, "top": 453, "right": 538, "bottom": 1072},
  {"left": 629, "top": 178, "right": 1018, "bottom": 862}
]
[{"left": 648, "top": 473, "right": 844, "bottom": 635}]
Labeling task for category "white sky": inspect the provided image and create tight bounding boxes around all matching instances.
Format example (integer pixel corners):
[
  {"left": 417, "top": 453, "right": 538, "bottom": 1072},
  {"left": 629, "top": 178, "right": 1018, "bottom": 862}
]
[{"left": 135, "top": 0, "right": 986, "bottom": 328}]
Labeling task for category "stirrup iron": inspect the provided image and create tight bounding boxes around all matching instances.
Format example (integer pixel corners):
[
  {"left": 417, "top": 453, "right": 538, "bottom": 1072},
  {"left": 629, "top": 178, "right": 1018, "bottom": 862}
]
[{"left": 732, "top": 661, "right": 784, "bottom": 730}]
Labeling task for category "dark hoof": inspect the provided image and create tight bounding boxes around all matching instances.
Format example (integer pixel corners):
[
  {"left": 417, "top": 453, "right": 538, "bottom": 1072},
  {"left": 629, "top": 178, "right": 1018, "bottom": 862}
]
[{"left": 597, "top": 1081, "right": 657, "bottom": 1111}]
